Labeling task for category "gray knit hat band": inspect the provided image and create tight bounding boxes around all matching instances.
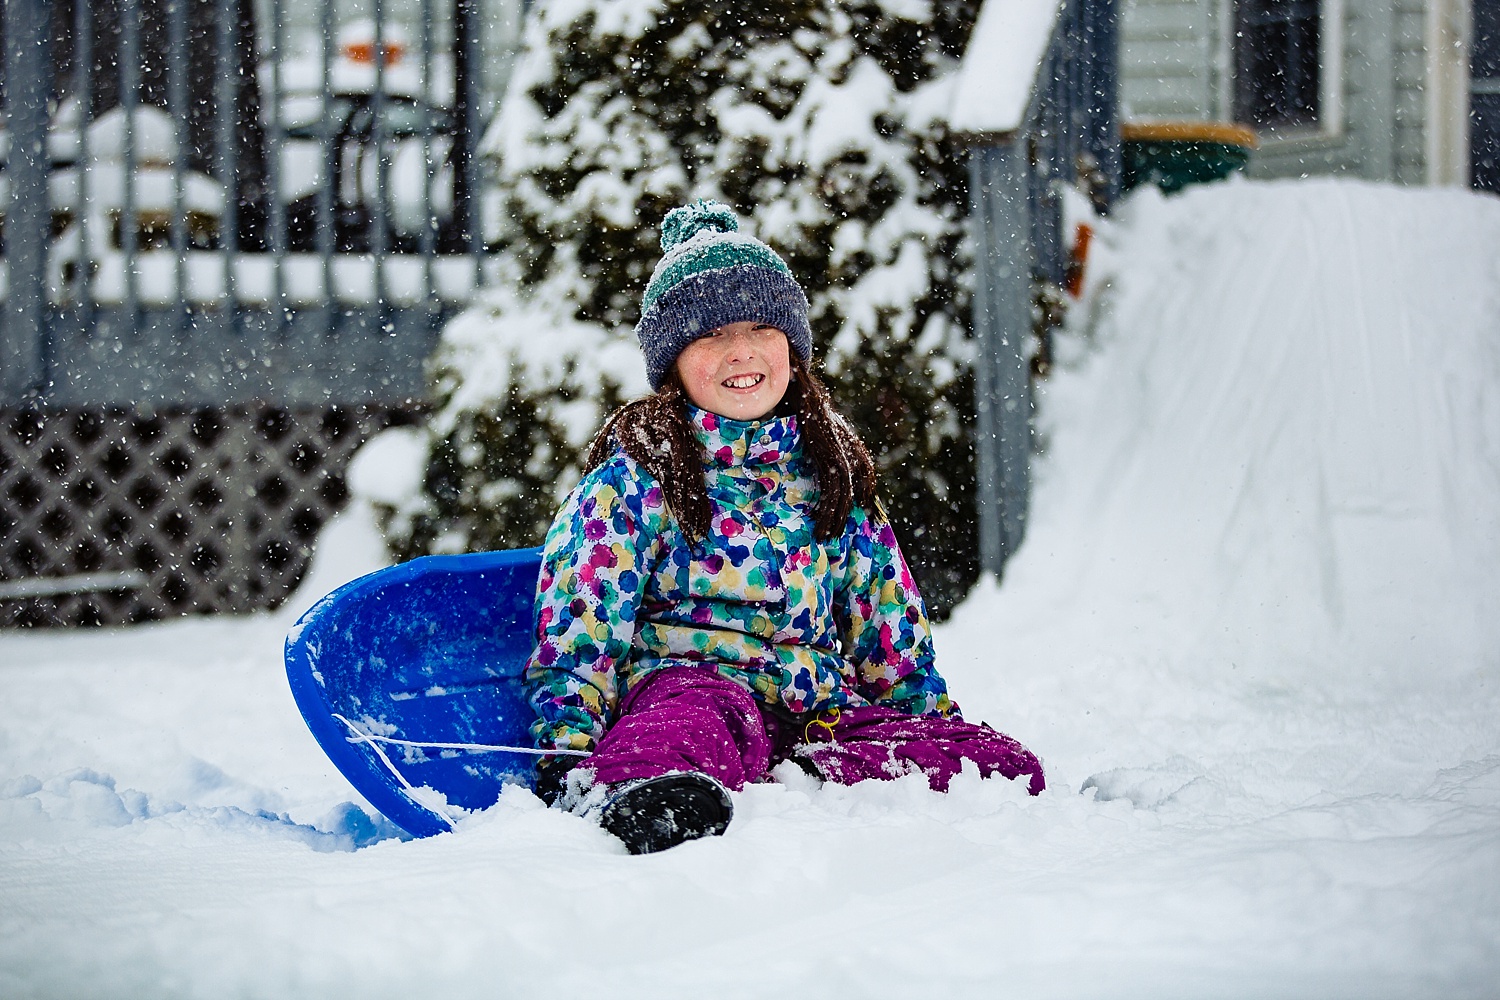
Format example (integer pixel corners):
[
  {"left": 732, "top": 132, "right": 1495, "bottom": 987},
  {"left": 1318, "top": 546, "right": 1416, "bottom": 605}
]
[{"left": 636, "top": 264, "right": 812, "bottom": 390}]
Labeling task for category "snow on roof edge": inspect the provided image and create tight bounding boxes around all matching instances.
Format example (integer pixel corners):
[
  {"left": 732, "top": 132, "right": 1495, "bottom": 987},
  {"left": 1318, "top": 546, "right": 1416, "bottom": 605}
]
[{"left": 949, "top": 0, "right": 1065, "bottom": 137}]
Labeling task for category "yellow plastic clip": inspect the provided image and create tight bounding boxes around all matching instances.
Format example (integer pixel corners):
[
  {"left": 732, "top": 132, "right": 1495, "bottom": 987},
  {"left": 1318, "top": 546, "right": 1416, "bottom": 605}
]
[{"left": 803, "top": 707, "right": 841, "bottom": 743}]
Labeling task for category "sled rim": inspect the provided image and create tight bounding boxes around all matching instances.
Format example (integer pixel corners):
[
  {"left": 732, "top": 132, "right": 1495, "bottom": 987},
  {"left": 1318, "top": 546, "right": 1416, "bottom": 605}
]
[{"left": 284, "top": 548, "right": 543, "bottom": 838}]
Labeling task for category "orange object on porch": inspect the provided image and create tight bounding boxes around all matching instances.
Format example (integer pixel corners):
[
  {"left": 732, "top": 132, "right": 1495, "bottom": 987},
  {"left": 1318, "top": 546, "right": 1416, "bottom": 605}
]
[{"left": 1065, "top": 223, "right": 1093, "bottom": 298}]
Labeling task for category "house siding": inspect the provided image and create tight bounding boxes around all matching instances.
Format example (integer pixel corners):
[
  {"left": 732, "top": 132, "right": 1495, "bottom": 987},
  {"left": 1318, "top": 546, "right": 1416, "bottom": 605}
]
[
  {"left": 1120, "top": 0, "right": 1216, "bottom": 119},
  {"left": 1393, "top": 1, "right": 1432, "bottom": 182},
  {"left": 1118, "top": 0, "right": 1435, "bottom": 185}
]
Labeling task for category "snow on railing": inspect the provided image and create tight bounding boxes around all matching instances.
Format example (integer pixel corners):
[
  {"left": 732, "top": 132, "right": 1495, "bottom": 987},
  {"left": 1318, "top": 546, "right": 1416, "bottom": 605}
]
[{"left": 0, "top": 255, "right": 480, "bottom": 309}]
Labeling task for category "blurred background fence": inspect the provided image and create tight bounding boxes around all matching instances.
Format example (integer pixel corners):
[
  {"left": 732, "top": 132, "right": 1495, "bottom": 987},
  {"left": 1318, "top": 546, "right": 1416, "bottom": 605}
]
[{"left": 0, "top": 0, "right": 521, "bottom": 625}]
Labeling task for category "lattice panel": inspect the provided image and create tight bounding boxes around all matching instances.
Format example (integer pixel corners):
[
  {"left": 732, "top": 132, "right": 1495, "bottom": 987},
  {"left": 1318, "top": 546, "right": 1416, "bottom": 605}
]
[{"left": 0, "top": 406, "right": 412, "bottom": 627}]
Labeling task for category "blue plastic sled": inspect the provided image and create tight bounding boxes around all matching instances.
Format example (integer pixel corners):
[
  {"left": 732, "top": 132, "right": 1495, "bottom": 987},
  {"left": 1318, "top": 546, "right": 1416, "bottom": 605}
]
[{"left": 284, "top": 548, "right": 545, "bottom": 838}]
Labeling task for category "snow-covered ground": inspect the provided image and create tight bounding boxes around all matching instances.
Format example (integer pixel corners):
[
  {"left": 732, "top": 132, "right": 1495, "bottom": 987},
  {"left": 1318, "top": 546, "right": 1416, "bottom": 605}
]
[{"left": 3, "top": 178, "right": 1498, "bottom": 998}]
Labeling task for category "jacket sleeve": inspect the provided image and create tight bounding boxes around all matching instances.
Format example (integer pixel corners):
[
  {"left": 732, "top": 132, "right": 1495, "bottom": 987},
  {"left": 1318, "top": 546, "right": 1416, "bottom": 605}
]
[
  {"left": 838, "top": 507, "right": 959, "bottom": 718},
  {"left": 525, "top": 458, "right": 664, "bottom": 752}
]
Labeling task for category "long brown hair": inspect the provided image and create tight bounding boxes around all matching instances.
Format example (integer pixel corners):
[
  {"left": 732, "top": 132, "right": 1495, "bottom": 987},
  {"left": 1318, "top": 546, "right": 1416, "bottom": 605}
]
[{"left": 584, "top": 355, "right": 877, "bottom": 540}]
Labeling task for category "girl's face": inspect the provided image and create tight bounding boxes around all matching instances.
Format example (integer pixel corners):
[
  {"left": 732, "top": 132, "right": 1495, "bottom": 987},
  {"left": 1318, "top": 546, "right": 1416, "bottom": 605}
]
[{"left": 674, "top": 321, "right": 792, "bottom": 421}]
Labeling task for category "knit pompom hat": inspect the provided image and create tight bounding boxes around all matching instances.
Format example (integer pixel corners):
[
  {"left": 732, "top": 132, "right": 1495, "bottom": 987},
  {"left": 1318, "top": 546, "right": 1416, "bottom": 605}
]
[{"left": 634, "top": 200, "right": 812, "bottom": 390}]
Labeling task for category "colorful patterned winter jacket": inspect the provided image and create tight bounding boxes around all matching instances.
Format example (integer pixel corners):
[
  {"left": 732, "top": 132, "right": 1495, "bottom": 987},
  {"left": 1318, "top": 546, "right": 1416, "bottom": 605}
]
[{"left": 526, "top": 406, "right": 957, "bottom": 753}]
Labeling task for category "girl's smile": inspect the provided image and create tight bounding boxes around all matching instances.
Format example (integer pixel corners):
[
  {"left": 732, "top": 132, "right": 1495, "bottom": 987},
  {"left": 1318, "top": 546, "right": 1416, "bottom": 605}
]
[{"left": 674, "top": 321, "right": 791, "bottom": 420}]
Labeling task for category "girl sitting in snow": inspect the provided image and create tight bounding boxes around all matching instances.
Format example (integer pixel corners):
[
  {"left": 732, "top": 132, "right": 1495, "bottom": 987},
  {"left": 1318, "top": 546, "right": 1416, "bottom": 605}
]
[{"left": 526, "top": 200, "right": 1043, "bottom": 854}]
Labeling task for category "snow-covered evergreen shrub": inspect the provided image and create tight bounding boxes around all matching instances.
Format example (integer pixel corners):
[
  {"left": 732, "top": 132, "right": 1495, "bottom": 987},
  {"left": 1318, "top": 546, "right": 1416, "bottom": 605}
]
[{"left": 389, "top": 0, "right": 982, "bottom": 615}]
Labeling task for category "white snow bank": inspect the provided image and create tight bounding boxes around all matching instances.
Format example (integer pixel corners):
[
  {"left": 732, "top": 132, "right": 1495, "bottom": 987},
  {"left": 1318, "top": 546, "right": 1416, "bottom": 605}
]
[
  {"left": 275, "top": 501, "right": 395, "bottom": 623},
  {"left": 972, "top": 177, "right": 1500, "bottom": 691},
  {"left": 1, "top": 179, "right": 1497, "bottom": 998},
  {"left": 346, "top": 426, "right": 431, "bottom": 509}
]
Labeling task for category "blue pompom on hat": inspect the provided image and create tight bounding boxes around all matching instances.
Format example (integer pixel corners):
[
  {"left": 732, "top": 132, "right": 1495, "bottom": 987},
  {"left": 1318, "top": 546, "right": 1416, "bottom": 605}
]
[{"left": 635, "top": 200, "right": 812, "bottom": 390}]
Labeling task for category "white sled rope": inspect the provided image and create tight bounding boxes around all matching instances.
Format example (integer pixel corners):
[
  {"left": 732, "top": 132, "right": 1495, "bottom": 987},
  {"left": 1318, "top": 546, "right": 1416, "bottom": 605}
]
[{"left": 333, "top": 714, "right": 591, "bottom": 828}]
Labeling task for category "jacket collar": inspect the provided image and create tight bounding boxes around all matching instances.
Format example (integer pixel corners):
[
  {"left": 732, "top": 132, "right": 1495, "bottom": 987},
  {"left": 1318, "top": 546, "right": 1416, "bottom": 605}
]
[{"left": 688, "top": 405, "right": 801, "bottom": 470}]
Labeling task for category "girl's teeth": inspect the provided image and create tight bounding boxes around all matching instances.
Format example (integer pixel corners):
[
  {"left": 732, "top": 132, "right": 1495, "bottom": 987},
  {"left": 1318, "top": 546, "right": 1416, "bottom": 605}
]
[{"left": 724, "top": 374, "right": 763, "bottom": 389}]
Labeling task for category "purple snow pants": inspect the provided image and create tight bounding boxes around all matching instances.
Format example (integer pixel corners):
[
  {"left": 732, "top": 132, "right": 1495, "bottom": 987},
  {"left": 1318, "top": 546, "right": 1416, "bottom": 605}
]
[{"left": 586, "top": 666, "right": 1044, "bottom": 795}]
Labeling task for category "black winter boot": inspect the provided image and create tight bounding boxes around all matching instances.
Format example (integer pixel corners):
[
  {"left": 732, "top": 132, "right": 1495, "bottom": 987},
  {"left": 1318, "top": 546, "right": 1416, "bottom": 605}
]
[{"left": 599, "top": 772, "right": 733, "bottom": 855}]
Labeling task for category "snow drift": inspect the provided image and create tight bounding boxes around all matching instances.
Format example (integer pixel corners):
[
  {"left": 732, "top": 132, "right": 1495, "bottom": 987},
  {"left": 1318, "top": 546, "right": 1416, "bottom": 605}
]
[
  {"left": 990, "top": 177, "right": 1500, "bottom": 688},
  {"left": 2, "top": 178, "right": 1498, "bottom": 998}
]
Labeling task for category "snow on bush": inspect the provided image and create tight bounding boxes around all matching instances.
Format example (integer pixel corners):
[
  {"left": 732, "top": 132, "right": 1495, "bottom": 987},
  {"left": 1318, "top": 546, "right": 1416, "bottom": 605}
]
[{"left": 382, "top": 0, "right": 985, "bottom": 613}]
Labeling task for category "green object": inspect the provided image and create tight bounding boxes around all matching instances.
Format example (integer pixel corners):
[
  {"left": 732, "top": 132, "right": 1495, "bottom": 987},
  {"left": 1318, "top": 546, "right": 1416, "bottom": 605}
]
[{"left": 1122, "top": 125, "right": 1256, "bottom": 194}]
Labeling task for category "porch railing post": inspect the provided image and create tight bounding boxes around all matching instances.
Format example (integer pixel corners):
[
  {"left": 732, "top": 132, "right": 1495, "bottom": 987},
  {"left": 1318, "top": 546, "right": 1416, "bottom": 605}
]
[
  {"left": 969, "top": 140, "right": 1034, "bottom": 577},
  {"left": 1085, "top": 0, "right": 1122, "bottom": 208},
  {"left": 2, "top": 0, "right": 53, "bottom": 400},
  {"left": 453, "top": 0, "right": 480, "bottom": 255}
]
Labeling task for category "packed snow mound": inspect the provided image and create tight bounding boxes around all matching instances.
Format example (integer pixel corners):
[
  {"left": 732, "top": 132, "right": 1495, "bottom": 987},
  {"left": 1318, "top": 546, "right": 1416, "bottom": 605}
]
[
  {"left": 976, "top": 178, "right": 1500, "bottom": 691},
  {"left": 3, "top": 179, "right": 1498, "bottom": 998}
]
